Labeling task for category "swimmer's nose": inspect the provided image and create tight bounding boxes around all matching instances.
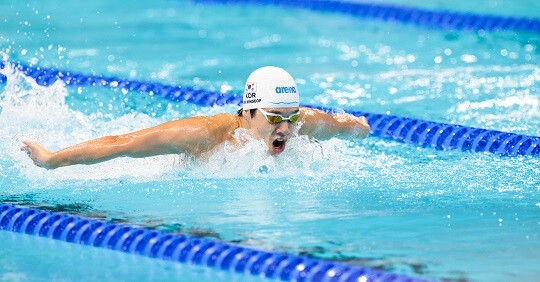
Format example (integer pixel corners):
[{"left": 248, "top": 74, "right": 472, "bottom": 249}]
[{"left": 275, "top": 121, "right": 290, "bottom": 135}]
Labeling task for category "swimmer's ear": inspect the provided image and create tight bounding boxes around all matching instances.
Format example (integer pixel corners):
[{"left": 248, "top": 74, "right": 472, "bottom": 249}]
[{"left": 243, "top": 109, "right": 251, "bottom": 120}]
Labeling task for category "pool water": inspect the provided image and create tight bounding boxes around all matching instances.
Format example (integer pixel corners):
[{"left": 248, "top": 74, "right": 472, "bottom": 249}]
[{"left": 1, "top": 0, "right": 539, "bottom": 281}]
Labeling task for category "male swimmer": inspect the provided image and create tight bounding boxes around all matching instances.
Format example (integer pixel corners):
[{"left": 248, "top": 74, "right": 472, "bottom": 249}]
[{"left": 21, "top": 66, "right": 370, "bottom": 169}]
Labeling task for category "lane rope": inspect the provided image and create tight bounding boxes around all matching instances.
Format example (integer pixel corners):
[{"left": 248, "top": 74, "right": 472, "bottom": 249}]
[
  {"left": 0, "top": 204, "right": 430, "bottom": 282},
  {"left": 194, "top": 0, "right": 540, "bottom": 33}
]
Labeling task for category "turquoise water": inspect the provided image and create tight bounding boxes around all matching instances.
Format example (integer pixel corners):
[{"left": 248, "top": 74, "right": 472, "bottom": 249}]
[{"left": 1, "top": 0, "right": 539, "bottom": 281}]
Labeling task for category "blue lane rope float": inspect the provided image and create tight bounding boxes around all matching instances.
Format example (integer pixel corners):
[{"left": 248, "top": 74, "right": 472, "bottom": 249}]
[
  {"left": 194, "top": 0, "right": 540, "bottom": 33},
  {"left": 1, "top": 61, "right": 539, "bottom": 157},
  {"left": 311, "top": 106, "right": 540, "bottom": 157},
  {"left": 0, "top": 204, "right": 430, "bottom": 282},
  {"left": 0, "top": 62, "right": 242, "bottom": 106}
]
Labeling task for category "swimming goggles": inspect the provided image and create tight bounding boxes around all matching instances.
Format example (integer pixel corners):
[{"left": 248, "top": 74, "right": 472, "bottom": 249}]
[{"left": 258, "top": 108, "right": 300, "bottom": 124}]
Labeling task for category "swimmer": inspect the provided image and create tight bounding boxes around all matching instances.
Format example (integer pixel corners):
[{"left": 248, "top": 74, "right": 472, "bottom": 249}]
[{"left": 21, "top": 66, "right": 370, "bottom": 169}]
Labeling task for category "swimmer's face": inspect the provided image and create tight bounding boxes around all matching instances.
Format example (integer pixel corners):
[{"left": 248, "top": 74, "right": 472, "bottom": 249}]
[{"left": 248, "top": 107, "right": 300, "bottom": 155}]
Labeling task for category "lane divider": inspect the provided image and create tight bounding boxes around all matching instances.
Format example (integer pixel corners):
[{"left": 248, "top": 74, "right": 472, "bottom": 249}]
[
  {"left": 0, "top": 204, "right": 430, "bottom": 282},
  {"left": 312, "top": 106, "right": 540, "bottom": 156},
  {"left": 1, "top": 61, "right": 539, "bottom": 156},
  {"left": 194, "top": 0, "right": 540, "bottom": 33}
]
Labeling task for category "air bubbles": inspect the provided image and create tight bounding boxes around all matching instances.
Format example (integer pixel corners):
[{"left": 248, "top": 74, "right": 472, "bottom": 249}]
[
  {"left": 258, "top": 165, "right": 269, "bottom": 174},
  {"left": 477, "top": 29, "right": 486, "bottom": 37}
]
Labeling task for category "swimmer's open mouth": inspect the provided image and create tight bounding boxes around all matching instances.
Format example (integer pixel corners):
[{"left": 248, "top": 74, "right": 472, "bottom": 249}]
[{"left": 272, "top": 138, "right": 286, "bottom": 153}]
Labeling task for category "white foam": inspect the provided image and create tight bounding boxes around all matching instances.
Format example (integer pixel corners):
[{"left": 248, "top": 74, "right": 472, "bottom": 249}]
[
  {"left": 0, "top": 63, "right": 181, "bottom": 182},
  {"left": 194, "top": 128, "right": 345, "bottom": 178}
]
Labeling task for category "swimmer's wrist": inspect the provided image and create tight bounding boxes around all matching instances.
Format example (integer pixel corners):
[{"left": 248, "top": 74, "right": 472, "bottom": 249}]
[{"left": 42, "top": 152, "right": 61, "bottom": 169}]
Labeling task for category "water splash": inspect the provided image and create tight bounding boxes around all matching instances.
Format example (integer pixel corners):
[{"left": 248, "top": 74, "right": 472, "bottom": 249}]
[
  {"left": 195, "top": 129, "right": 346, "bottom": 178},
  {"left": 0, "top": 63, "right": 182, "bottom": 182},
  {"left": 0, "top": 65, "right": 376, "bottom": 184}
]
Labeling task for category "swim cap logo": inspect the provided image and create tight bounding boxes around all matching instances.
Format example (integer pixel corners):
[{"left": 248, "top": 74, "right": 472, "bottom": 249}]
[{"left": 275, "top": 86, "right": 296, "bottom": 94}]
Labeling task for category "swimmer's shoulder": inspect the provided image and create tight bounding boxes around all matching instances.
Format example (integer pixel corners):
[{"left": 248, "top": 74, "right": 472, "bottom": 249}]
[
  {"left": 189, "top": 113, "right": 241, "bottom": 140},
  {"left": 205, "top": 113, "right": 240, "bottom": 129}
]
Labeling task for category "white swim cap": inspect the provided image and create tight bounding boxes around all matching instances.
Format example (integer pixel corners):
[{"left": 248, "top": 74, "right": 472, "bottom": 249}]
[{"left": 242, "top": 66, "right": 300, "bottom": 110}]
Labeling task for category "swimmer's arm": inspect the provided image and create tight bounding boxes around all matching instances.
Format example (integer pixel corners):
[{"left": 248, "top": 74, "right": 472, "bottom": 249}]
[
  {"left": 298, "top": 108, "right": 370, "bottom": 140},
  {"left": 21, "top": 116, "right": 221, "bottom": 169}
]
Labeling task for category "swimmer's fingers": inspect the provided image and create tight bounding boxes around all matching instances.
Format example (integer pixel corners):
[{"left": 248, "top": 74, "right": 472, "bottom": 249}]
[
  {"left": 21, "top": 140, "right": 39, "bottom": 156},
  {"left": 22, "top": 140, "right": 39, "bottom": 148},
  {"left": 21, "top": 140, "right": 52, "bottom": 168},
  {"left": 355, "top": 116, "right": 370, "bottom": 139},
  {"left": 358, "top": 116, "right": 368, "bottom": 124}
]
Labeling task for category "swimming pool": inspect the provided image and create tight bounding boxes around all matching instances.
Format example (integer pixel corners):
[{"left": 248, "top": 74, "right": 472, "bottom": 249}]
[{"left": 1, "top": 0, "right": 539, "bottom": 281}]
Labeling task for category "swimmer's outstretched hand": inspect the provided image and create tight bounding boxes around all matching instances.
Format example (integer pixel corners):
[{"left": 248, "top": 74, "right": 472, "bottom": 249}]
[{"left": 21, "top": 140, "right": 54, "bottom": 169}]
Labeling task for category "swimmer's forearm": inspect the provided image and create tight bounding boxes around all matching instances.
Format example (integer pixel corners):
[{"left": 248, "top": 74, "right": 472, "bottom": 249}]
[
  {"left": 45, "top": 136, "right": 127, "bottom": 168},
  {"left": 324, "top": 115, "right": 370, "bottom": 140},
  {"left": 46, "top": 135, "right": 178, "bottom": 168},
  {"left": 300, "top": 108, "right": 370, "bottom": 140}
]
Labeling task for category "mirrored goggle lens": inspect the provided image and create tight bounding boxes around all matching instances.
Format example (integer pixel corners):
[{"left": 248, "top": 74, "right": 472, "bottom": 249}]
[
  {"left": 288, "top": 113, "right": 300, "bottom": 123},
  {"left": 267, "top": 115, "right": 283, "bottom": 124},
  {"left": 267, "top": 113, "right": 300, "bottom": 124}
]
